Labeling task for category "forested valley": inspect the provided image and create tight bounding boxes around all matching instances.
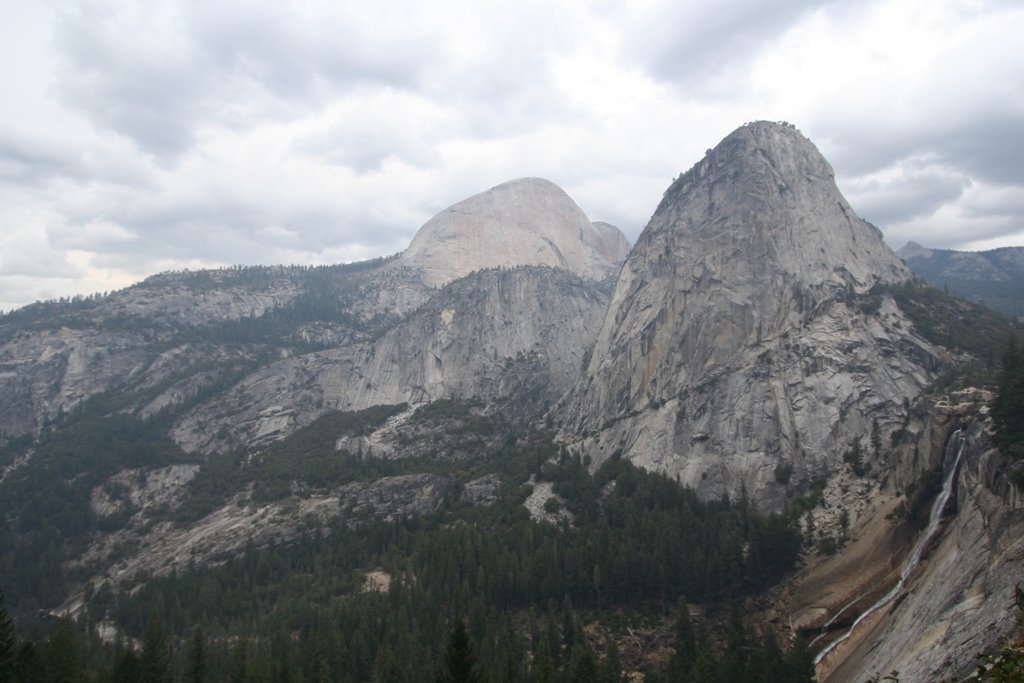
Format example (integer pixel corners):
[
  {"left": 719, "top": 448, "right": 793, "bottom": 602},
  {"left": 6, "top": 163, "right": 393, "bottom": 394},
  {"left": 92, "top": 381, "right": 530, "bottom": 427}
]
[{"left": 0, "top": 411, "right": 813, "bottom": 682}]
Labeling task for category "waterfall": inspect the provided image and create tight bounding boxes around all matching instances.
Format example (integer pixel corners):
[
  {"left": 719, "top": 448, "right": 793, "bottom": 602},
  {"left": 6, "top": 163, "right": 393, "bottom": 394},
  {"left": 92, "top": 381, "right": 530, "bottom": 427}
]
[{"left": 812, "top": 428, "right": 968, "bottom": 665}]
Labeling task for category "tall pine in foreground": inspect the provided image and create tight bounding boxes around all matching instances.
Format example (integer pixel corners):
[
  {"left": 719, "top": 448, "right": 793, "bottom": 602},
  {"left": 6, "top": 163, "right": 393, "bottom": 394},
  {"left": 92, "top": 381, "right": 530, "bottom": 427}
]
[
  {"left": 45, "top": 617, "right": 81, "bottom": 683},
  {"left": 0, "top": 591, "right": 13, "bottom": 683},
  {"left": 187, "top": 626, "right": 207, "bottom": 683},
  {"left": 993, "top": 333, "right": 1024, "bottom": 460},
  {"left": 141, "top": 615, "right": 172, "bottom": 683},
  {"left": 437, "top": 620, "right": 482, "bottom": 683}
]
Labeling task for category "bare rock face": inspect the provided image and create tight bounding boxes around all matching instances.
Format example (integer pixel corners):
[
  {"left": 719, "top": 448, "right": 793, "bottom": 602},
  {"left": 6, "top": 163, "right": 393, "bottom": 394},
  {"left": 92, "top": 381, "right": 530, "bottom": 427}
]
[
  {"left": 72, "top": 473, "right": 452, "bottom": 600},
  {"left": 0, "top": 177, "right": 629, "bottom": 447},
  {"left": 558, "top": 122, "right": 937, "bottom": 510},
  {"left": 0, "top": 266, "right": 384, "bottom": 441},
  {"left": 90, "top": 464, "right": 200, "bottom": 518},
  {"left": 396, "top": 178, "right": 630, "bottom": 288},
  {"left": 461, "top": 473, "right": 503, "bottom": 506},
  {"left": 172, "top": 266, "right": 610, "bottom": 454},
  {"left": 339, "top": 473, "right": 453, "bottom": 523},
  {"left": 0, "top": 328, "right": 152, "bottom": 437}
]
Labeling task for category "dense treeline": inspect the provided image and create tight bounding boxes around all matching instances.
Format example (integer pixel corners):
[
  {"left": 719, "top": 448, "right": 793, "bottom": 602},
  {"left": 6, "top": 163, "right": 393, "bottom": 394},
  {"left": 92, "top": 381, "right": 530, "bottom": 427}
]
[
  {"left": 116, "top": 448, "right": 800, "bottom": 630},
  {"left": 1, "top": 585, "right": 817, "bottom": 682},
  {"left": 6, "top": 444, "right": 806, "bottom": 683},
  {"left": 0, "top": 398, "right": 509, "bottom": 614},
  {"left": 1, "top": 434, "right": 807, "bottom": 681},
  {"left": 993, "top": 333, "right": 1024, "bottom": 463},
  {"left": 0, "top": 413, "right": 193, "bottom": 608}
]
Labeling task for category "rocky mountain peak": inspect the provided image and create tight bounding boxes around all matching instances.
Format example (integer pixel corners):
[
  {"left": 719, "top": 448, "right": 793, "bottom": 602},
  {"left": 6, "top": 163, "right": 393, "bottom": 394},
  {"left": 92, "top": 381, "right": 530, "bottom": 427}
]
[
  {"left": 651, "top": 121, "right": 909, "bottom": 295},
  {"left": 897, "top": 241, "right": 934, "bottom": 260},
  {"left": 559, "top": 122, "right": 934, "bottom": 510},
  {"left": 395, "top": 177, "right": 629, "bottom": 287}
]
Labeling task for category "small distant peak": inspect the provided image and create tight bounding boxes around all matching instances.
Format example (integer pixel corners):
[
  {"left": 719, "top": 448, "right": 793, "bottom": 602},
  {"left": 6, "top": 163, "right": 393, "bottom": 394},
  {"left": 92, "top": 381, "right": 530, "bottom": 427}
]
[
  {"left": 396, "top": 178, "right": 629, "bottom": 287},
  {"left": 592, "top": 221, "right": 631, "bottom": 256},
  {"left": 897, "top": 242, "right": 934, "bottom": 260},
  {"left": 494, "top": 177, "right": 563, "bottom": 190}
]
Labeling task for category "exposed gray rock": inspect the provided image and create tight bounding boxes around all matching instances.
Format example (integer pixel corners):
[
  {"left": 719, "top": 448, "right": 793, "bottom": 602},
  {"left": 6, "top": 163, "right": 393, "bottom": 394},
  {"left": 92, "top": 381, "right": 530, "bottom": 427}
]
[
  {"left": 394, "top": 178, "right": 630, "bottom": 288},
  {"left": 523, "top": 477, "right": 574, "bottom": 526},
  {"left": 592, "top": 221, "right": 631, "bottom": 272},
  {"left": 0, "top": 266, "right": 391, "bottom": 440},
  {"left": 461, "top": 473, "right": 503, "bottom": 506},
  {"left": 895, "top": 241, "right": 933, "bottom": 261},
  {"left": 70, "top": 472, "right": 452, "bottom": 606},
  {"left": 558, "top": 121, "right": 937, "bottom": 510},
  {"left": 172, "top": 267, "right": 609, "bottom": 454},
  {"left": 339, "top": 473, "right": 453, "bottom": 523},
  {"left": 0, "top": 328, "right": 152, "bottom": 436},
  {"left": 90, "top": 464, "right": 200, "bottom": 517}
]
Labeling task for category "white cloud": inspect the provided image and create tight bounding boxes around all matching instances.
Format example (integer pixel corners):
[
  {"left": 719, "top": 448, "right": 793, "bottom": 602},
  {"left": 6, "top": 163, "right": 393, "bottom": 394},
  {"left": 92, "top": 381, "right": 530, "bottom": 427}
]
[{"left": 0, "top": 0, "right": 1022, "bottom": 310}]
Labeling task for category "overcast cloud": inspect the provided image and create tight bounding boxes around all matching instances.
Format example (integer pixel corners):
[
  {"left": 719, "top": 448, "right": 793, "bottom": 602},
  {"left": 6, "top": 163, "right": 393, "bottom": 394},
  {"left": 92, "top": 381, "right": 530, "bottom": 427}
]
[{"left": 1, "top": 0, "right": 1022, "bottom": 311}]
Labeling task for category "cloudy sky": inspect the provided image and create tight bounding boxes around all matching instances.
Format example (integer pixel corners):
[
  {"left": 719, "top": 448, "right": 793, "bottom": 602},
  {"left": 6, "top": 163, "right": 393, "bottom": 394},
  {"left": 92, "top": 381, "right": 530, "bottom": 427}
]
[{"left": 2, "top": 0, "right": 1022, "bottom": 311}]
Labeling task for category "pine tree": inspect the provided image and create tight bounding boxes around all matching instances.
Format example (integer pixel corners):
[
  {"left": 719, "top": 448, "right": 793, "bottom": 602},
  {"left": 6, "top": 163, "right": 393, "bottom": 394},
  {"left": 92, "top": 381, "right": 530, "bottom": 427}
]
[
  {"left": 569, "top": 644, "right": 599, "bottom": 683},
  {"left": 46, "top": 617, "right": 84, "bottom": 683},
  {"left": 753, "top": 629, "right": 786, "bottom": 682},
  {"left": 601, "top": 637, "right": 622, "bottom": 683},
  {"left": 993, "top": 333, "right": 1024, "bottom": 460},
  {"left": 13, "top": 642, "right": 45, "bottom": 683},
  {"left": 721, "top": 604, "right": 749, "bottom": 683},
  {"left": 785, "top": 637, "right": 817, "bottom": 682},
  {"left": 668, "top": 603, "right": 697, "bottom": 678},
  {"left": 187, "top": 626, "right": 208, "bottom": 683},
  {"left": 533, "top": 637, "right": 555, "bottom": 683},
  {"left": 111, "top": 643, "right": 143, "bottom": 683},
  {"left": 141, "top": 615, "right": 172, "bottom": 683},
  {"left": 437, "top": 620, "right": 481, "bottom": 683},
  {"left": 0, "top": 591, "right": 14, "bottom": 683},
  {"left": 373, "top": 642, "right": 404, "bottom": 683}
]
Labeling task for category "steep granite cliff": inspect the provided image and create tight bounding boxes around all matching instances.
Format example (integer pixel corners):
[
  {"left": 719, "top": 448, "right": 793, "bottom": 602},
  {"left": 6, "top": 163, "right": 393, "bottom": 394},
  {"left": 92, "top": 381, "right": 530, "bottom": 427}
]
[
  {"left": 171, "top": 266, "right": 610, "bottom": 454},
  {"left": 559, "top": 121, "right": 939, "bottom": 510}
]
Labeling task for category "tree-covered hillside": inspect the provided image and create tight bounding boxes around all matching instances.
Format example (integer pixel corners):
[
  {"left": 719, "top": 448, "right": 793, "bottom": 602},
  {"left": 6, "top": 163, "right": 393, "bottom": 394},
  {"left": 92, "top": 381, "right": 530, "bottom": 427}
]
[{"left": 0, "top": 425, "right": 812, "bottom": 681}]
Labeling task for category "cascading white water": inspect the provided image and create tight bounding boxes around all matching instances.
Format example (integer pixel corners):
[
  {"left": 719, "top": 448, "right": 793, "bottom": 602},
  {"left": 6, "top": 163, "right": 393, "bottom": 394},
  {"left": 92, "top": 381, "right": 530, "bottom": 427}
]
[{"left": 812, "top": 428, "right": 968, "bottom": 665}]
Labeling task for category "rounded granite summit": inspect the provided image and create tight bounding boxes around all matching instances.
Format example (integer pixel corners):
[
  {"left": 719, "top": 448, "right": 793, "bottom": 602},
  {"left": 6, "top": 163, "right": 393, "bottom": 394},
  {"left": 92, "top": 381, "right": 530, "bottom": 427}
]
[{"left": 397, "top": 178, "right": 629, "bottom": 288}]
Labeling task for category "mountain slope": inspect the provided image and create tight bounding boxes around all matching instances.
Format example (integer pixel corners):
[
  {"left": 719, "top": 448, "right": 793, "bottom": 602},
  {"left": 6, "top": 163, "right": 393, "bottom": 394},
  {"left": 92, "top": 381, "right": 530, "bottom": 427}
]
[
  {"left": 898, "top": 241, "right": 1024, "bottom": 318},
  {"left": 170, "top": 266, "right": 610, "bottom": 454},
  {"left": 559, "top": 121, "right": 940, "bottom": 510}
]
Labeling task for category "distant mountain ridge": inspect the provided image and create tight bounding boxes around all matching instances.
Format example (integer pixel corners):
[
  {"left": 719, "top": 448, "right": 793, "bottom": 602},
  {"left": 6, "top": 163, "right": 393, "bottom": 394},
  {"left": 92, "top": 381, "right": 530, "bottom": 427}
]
[{"left": 897, "top": 241, "right": 1024, "bottom": 318}]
